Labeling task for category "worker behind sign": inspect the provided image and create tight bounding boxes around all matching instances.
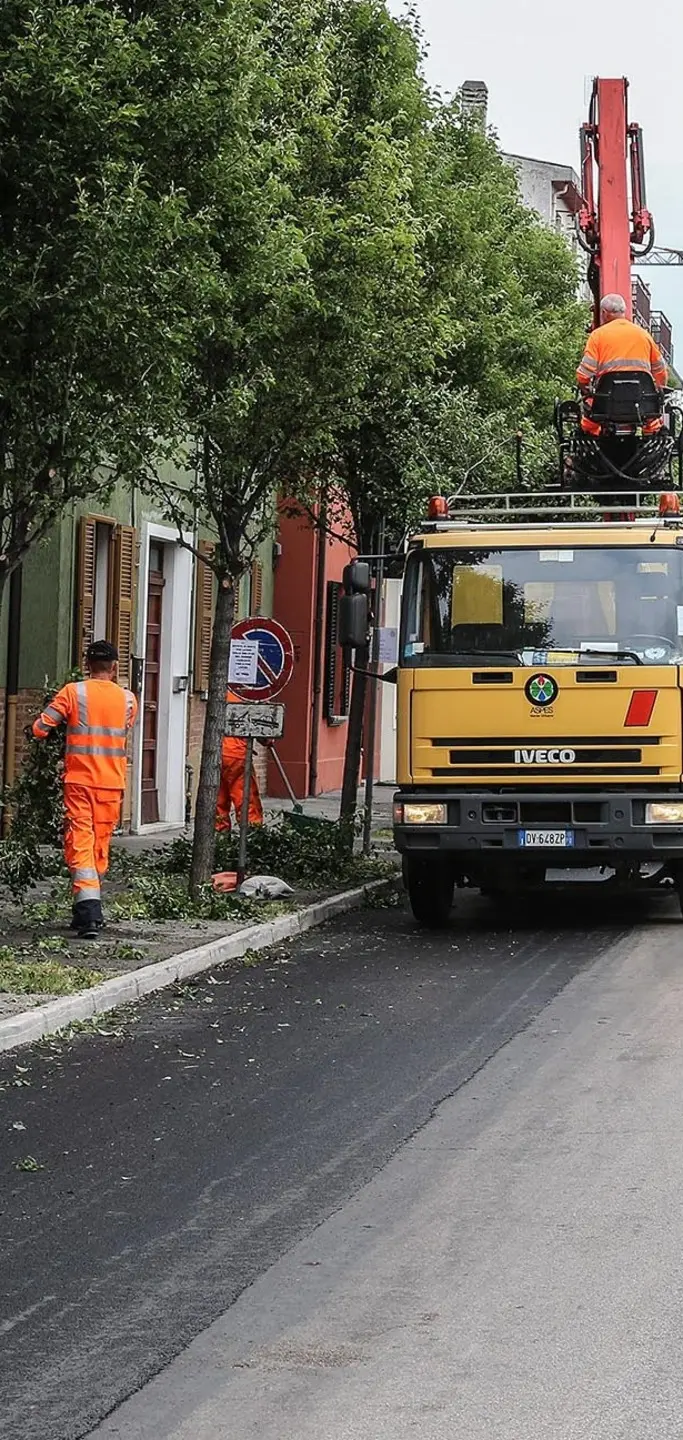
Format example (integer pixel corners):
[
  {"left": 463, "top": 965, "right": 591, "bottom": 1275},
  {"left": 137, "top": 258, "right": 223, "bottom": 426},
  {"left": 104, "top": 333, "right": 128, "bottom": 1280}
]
[
  {"left": 577, "top": 293, "right": 668, "bottom": 435},
  {"left": 215, "top": 690, "right": 265, "bottom": 834},
  {"left": 32, "top": 641, "right": 138, "bottom": 938}
]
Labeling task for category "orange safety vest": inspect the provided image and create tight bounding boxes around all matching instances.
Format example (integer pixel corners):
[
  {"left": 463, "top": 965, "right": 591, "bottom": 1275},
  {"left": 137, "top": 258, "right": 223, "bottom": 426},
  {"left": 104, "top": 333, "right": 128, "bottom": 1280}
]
[
  {"left": 33, "top": 679, "right": 138, "bottom": 789},
  {"left": 223, "top": 689, "right": 247, "bottom": 760},
  {"left": 577, "top": 317, "right": 668, "bottom": 390}
]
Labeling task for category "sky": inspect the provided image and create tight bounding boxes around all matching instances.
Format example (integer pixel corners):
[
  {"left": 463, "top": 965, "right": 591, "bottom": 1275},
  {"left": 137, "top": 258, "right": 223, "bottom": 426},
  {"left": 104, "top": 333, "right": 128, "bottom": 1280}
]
[{"left": 388, "top": 0, "right": 683, "bottom": 342}]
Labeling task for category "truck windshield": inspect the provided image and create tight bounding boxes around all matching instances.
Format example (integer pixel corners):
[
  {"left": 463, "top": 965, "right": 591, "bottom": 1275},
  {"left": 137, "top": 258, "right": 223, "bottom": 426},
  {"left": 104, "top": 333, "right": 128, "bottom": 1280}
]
[{"left": 401, "top": 546, "right": 683, "bottom": 666}]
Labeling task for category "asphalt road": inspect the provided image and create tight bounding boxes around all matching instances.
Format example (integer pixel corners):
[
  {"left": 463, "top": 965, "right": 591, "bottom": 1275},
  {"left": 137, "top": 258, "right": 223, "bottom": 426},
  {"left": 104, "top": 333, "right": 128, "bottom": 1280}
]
[{"left": 0, "top": 886, "right": 666, "bottom": 1440}]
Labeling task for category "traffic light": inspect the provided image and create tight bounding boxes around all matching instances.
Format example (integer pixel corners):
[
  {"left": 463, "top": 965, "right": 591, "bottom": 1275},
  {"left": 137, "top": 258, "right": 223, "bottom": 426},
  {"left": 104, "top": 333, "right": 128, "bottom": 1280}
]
[{"left": 339, "top": 560, "right": 371, "bottom": 650}]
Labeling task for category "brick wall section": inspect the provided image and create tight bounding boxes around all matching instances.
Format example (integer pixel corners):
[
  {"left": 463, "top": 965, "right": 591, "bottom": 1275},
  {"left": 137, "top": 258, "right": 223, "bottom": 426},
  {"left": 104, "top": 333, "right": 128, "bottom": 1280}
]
[
  {"left": 187, "top": 695, "right": 207, "bottom": 814},
  {"left": 14, "top": 689, "right": 45, "bottom": 774},
  {"left": 253, "top": 744, "right": 268, "bottom": 797}
]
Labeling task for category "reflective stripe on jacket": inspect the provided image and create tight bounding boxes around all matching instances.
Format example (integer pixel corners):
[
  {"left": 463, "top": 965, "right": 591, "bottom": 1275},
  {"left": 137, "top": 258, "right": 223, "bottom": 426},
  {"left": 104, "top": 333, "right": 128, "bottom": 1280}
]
[
  {"left": 577, "top": 317, "right": 668, "bottom": 389},
  {"left": 32, "top": 679, "right": 138, "bottom": 788}
]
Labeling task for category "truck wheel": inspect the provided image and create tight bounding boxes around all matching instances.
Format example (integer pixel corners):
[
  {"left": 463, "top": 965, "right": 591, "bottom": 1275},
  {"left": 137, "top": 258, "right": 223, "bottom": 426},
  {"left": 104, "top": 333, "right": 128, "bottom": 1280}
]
[
  {"left": 668, "top": 865, "right": 683, "bottom": 918},
  {"left": 403, "top": 855, "right": 454, "bottom": 929}
]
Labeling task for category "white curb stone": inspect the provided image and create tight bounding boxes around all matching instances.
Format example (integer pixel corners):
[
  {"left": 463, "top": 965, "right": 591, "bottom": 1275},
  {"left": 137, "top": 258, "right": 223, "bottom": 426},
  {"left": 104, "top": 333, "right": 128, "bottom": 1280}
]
[{"left": 0, "top": 877, "right": 397, "bottom": 1056}]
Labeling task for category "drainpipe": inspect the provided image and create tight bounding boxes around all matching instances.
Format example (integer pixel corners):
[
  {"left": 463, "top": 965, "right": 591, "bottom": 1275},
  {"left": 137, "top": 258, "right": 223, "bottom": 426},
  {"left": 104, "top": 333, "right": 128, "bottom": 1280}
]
[
  {"left": 184, "top": 453, "right": 200, "bottom": 829},
  {"left": 308, "top": 496, "right": 327, "bottom": 797},
  {"left": 361, "top": 517, "right": 386, "bottom": 857},
  {"left": 2, "top": 563, "right": 23, "bottom": 834}
]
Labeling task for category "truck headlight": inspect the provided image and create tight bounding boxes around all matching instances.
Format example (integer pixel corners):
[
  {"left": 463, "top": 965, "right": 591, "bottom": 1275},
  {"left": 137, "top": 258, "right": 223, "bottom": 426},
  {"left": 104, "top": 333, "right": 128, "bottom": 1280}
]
[
  {"left": 645, "top": 802, "right": 683, "bottom": 824},
  {"left": 400, "top": 803, "right": 447, "bottom": 825}
]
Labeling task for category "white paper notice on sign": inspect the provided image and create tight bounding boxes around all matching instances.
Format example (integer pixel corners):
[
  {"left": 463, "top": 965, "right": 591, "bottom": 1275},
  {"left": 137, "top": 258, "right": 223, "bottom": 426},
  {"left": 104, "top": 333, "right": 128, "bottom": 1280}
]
[
  {"left": 228, "top": 639, "right": 259, "bottom": 686},
  {"left": 377, "top": 627, "right": 399, "bottom": 665}
]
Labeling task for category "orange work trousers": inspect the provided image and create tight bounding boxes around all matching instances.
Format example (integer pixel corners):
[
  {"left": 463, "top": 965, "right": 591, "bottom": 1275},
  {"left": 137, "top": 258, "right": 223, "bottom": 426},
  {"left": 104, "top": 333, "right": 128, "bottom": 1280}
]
[
  {"left": 215, "top": 748, "right": 264, "bottom": 833},
  {"left": 64, "top": 784, "right": 122, "bottom": 902}
]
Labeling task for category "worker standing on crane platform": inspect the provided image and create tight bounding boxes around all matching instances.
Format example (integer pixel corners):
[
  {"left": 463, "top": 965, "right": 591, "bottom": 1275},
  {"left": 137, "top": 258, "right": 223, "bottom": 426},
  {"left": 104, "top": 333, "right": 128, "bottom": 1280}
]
[{"left": 577, "top": 293, "right": 668, "bottom": 434}]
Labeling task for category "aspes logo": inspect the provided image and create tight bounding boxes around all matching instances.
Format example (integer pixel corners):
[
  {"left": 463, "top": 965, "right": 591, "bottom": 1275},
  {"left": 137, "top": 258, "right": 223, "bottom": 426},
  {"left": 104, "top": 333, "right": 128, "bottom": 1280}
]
[
  {"left": 524, "top": 673, "right": 559, "bottom": 708},
  {"left": 514, "top": 747, "right": 576, "bottom": 765}
]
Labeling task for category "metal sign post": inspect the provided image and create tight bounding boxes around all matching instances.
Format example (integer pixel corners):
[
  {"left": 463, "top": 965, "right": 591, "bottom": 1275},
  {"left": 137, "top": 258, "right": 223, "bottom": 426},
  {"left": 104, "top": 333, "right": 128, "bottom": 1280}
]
[
  {"left": 225, "top": 702, "right": 285, "bottom": 883},
  {"left": 237, "top": 737, "right": 255, "bottom": 884}
]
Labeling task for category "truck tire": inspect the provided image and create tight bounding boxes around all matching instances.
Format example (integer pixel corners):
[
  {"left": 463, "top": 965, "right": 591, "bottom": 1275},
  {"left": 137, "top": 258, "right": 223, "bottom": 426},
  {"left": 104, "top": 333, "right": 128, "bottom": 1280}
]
[{"left": 403, "top": 855, "right": 454, "bottom": 928}]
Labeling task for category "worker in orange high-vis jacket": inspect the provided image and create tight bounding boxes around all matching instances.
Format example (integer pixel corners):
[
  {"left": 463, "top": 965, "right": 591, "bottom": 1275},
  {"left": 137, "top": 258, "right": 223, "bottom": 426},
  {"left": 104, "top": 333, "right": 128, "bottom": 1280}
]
[
  {"left": 32, "top": 641, "right": 138, "bottom": 938},
  {"left": 215, "top": 689, "right": 265, "bottom": 834},
  {"left": 577, "top": 292, "right": 668, "bottom": 434}
]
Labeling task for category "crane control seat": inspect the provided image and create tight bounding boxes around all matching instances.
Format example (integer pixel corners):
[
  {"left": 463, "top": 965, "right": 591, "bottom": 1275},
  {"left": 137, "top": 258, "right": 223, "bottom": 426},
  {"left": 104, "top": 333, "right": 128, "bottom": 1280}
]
[{"left": 582, "top": 371, "right": 664, "bottom": 436}]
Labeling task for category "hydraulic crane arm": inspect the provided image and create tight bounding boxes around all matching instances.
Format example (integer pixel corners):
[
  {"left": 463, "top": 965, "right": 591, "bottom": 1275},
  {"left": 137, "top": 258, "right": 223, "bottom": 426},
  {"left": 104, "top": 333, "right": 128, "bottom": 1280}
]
[
  {"left": 635, "top": 248, "right": 683, "bottom": 267},
  {"left": 577, "top": 78, "right": 655, "bottom": 327}
]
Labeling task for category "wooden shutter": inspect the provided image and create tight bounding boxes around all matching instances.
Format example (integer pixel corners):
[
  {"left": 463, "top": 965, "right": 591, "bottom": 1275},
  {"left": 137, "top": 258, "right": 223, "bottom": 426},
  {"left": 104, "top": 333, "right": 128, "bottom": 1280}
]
[
  {"left": 76, "top": 517, "right": 96, "bottom": 669},
  {"left": 323, "top": 580, "right": 351, "bottom": 724},
  {"left": 194, "top": 541, "right": 215, "bottom": 693},
  {"left": 250, "top": 559, "right": 263, "bottom": 616},
  {"left": 111, "top": 524, "right": 136, "bottom": 688}
]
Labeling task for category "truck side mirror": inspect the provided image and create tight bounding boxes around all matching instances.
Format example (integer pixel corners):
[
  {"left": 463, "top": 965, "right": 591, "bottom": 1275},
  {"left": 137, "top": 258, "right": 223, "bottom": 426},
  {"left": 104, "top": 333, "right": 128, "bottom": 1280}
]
[{"left": 339, "top": 593, "right": 369, "bottom": 650}]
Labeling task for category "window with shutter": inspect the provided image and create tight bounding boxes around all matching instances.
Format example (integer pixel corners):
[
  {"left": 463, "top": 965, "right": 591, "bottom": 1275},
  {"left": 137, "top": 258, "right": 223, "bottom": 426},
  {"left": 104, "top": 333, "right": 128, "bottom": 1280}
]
[
  {"left": 112, "top": 525, "right": 137, "bottom": 688},
  {"left": 323, "top": 580, "right": 352, "bottom": 725},
  {"left": 193, "top": 541, "right": 215, "bottom": 693},
  {"left": 250, "top": 559, "right": 263, "bottom": 616},
  {"left": 76, "top": 517, "right": 97, "bottom": 669}
]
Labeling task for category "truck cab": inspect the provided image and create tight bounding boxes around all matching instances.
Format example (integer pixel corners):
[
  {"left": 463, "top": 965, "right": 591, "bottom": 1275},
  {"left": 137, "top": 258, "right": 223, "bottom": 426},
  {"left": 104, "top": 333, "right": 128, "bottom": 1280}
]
[{"left": 393, "top": 492, "right": 683, "bottom": 925}]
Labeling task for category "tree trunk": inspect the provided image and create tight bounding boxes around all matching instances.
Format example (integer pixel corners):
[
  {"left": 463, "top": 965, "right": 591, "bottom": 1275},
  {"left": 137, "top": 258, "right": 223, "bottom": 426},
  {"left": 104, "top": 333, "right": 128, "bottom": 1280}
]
[
  {"left": 339, "top": 640, "right": 369, "bottom": 843},
  {"left": 189, "top": 577, "right": 235, "bottom": 895}
]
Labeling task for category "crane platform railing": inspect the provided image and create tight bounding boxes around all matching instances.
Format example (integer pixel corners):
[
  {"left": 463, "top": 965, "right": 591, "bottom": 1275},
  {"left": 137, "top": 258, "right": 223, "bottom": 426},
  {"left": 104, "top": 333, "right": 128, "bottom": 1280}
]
[{"left": 427, "top": 489, "right": 683, "bottom": 527}]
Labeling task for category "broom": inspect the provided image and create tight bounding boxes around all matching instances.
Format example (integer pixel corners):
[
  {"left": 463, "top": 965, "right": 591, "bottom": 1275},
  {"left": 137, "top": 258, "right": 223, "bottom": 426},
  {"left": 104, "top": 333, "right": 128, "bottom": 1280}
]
[{"left": 270, "top": 746, "right": 337, "bottom": 831}]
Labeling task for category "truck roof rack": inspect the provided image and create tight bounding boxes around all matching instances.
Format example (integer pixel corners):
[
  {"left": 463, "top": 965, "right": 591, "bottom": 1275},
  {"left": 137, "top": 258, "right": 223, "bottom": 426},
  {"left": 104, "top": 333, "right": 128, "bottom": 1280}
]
[{"left": 425, "top": 489, "right": 679, "bottom": 526}]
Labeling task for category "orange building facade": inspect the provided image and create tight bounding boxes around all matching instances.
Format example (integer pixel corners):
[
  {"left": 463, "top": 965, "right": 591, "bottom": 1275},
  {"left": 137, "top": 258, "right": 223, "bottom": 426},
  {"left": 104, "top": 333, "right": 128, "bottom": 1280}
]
[{"left": 267, "top": 503, "right": 356, "bottom": 800}]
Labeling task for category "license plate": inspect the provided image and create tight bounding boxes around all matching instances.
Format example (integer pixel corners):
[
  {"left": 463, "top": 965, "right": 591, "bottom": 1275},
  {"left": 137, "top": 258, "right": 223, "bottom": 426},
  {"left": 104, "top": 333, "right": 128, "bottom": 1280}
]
[{"left": 518, "top": 829, "right": 575, "bottom": 848}]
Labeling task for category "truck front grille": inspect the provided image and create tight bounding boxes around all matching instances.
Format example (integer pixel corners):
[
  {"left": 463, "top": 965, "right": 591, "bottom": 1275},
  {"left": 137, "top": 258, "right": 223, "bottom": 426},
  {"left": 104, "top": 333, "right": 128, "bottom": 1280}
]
[{"left": 429, "top": 734, "right": 663, "bottom": 778}]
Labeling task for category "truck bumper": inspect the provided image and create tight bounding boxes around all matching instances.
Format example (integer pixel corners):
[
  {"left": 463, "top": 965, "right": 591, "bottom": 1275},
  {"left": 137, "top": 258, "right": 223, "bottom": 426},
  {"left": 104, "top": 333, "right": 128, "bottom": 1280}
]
[{"left": 393, "top": 789, "right": 683, "bottom": 869}]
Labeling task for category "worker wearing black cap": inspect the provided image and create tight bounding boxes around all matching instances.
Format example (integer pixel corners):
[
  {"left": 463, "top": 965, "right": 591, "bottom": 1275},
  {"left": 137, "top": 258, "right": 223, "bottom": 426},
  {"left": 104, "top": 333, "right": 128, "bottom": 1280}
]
[{"left": 32, "top": 641, "right": 138, "bottom": 937}]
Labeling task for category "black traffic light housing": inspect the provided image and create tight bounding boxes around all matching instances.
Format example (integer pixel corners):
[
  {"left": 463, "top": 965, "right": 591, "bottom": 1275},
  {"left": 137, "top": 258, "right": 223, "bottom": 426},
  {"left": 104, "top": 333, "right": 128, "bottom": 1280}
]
[
  {"left": 342, "top": 560, "right": 370, "bottom": 594},
  {"left": 339, "top": 560, "right": 371, "bottom": 650}
]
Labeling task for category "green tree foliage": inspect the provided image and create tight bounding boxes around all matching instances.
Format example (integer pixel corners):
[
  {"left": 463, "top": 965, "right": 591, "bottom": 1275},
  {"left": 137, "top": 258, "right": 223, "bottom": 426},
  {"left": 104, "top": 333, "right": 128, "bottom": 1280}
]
[
  {"left": 318, "top": 87, "right": 588, "bottom": 823},
  {"left": 138, "top": 3, "right": 586, "bottom": 862},
  {"left": 419, "top": 107, "right": 586, "bottom": 428},
  {"left": 1, "top": 0, "right": 590, "bottom": 869},
  {"left": 140, "top": 0, "right": 432, "bottom": 888},
  {"left": 326, "top": 95, "right": 588, "bottom": 553},
  {"left": 0, "top": 0, "right": 201, "bottom": 593}
]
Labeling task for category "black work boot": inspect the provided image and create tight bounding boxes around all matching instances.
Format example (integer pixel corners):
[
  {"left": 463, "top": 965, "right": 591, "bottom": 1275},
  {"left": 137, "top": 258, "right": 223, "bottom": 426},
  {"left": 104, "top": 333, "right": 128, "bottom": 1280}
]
[
  {"left": 70, "top": 904, "right": 105, "bottom": 933},
  {"left": 72, "top": 899, "right": 103, "bottom": 940}
]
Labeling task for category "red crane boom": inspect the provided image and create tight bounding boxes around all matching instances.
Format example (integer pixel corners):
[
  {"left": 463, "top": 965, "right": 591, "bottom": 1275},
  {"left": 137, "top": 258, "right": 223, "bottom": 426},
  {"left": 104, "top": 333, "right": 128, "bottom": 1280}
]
[{"left": 577, "top": 78, "right": 655, "bottom": 328}]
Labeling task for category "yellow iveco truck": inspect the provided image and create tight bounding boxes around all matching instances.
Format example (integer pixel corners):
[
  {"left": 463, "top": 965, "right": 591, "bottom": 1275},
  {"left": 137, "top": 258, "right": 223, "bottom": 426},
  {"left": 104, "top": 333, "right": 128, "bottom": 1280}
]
[{"left": 391, "top": 490, "right": 683, "bottom": 926}]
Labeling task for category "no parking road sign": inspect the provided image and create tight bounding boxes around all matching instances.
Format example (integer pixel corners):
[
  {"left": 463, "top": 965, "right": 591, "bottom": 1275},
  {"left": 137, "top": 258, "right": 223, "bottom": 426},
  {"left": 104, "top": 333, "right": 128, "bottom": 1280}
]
[{"left": 228, "top": 617, "right": 295, "bottom": 701}]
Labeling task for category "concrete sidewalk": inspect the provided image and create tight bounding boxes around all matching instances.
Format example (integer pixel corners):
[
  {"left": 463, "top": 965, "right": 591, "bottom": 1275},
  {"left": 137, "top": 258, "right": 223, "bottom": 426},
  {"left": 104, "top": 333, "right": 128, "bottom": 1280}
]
[
  {"left": 0, "top": 874, "right": 399, "bottom": 1054},
  {"left": 264, "top": 784, "right": 394, "bottom": 826},
  {"left": 0, "top": 783, "right": 398, "bottom": 1049}
]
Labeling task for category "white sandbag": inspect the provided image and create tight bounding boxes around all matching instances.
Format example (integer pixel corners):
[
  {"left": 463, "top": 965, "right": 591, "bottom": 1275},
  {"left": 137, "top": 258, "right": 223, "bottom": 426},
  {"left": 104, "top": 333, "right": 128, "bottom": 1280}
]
[{"left": 238, "top": 875, "right": 294, "bottom": 898}]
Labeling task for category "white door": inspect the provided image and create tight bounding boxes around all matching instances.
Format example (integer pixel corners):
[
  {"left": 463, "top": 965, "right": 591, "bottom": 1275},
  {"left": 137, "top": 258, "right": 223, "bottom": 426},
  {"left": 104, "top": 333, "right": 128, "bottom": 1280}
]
[{"left": 133, "top": 526, "right": 193, "bottom": 831}]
